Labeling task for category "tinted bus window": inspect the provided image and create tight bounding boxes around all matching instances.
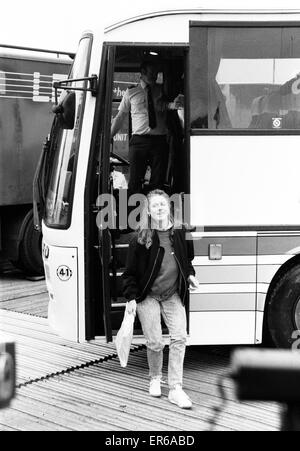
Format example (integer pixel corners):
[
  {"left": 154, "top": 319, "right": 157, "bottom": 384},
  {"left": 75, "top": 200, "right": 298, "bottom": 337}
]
[
  {"left": 190, "top": 26, "right": 300, "bottom": 130},
  {"left": 45, "top": 36, "right": 92, "bottom": 228}
]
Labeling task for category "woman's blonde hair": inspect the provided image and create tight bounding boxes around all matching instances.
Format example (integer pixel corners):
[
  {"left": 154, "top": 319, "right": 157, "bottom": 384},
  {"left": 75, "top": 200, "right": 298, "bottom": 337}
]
[{"left": 137, "top": 190, "right": 174, "bottom": 249}]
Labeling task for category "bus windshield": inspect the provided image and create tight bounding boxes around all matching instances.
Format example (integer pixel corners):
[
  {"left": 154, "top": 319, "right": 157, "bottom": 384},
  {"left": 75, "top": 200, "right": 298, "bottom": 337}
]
[
  {"left": 45, "top": 34, "right": 92, "bottom": 228},
  {"left": 190, "top": 26, "right": 300, "bottom": 130}
]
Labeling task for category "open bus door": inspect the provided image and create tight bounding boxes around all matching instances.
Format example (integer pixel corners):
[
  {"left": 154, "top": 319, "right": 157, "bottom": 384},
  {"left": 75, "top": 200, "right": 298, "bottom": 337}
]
[
  {"left": 86, "top": 45, "right": 116, "bottom": 343},
  {"left": 85, "top": 42, "right": 133, "bottom": 343},
  {"left": 93, "top": 45, "right": 143, "bottom": 344},
  {"left": 98, "top": 46, "right": 116, "bottom": 343}
]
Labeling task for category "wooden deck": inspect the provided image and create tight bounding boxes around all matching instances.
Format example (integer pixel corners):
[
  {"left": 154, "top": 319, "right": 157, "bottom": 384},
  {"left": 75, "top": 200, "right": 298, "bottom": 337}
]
[
  {"left": 0, "top": 270, "right": 281, "bottom": 431},
  {"left": 0, "top": 268, "right": 48, "bottom": 317}
]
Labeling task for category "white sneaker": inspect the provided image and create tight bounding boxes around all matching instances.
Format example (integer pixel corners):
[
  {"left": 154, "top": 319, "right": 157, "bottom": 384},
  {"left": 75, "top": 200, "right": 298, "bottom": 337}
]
[
  {"left": 168, "top": 385, "right": 192, "bottom": 409},
  {"left": 149, "top": 377, "right": 162, "bottom": 397}
]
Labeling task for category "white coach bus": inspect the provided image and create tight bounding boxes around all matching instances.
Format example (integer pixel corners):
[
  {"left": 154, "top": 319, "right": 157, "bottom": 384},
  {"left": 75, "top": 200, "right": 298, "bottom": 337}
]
[{"left": 35, "top": 7, "right": 300, "bottom": 348}]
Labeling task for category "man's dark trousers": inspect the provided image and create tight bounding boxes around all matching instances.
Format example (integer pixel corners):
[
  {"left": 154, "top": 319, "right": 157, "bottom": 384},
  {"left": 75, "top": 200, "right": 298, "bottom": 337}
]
[{"left": 128, "top": 135, "right": 169, "bottom": 194}]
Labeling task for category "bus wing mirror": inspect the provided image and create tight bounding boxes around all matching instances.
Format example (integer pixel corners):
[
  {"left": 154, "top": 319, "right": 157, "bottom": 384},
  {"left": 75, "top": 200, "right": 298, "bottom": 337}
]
[
  {"left": 53, "top": 75, "right": 98, "bottom": 104},
  {"left": 52, "top": 75, "right": 98, "bottom": 129},
  {"left": 52, "top": 91, "right": 76, "bottom": 130}
]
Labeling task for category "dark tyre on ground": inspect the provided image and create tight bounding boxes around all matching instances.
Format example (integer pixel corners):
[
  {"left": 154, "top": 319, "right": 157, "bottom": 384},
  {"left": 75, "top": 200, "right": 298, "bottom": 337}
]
[
  {"left": 268, "top": 265, "right": 300, "bottom": 349},
  {"left": 17, "top": 210, "right": 44, "bottom": 277}
]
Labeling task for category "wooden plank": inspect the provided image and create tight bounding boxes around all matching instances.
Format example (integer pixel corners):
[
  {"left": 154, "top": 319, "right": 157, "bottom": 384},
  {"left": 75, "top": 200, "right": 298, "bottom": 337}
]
[
  {"left": 0, "top": 283, "right": 47, "bottom": 301},
  {"left": 0, "top": 310, "right": 121, "bottom": 354},
  {"left": 83, "top": 356, "right": 280, "bottom": 422},
  {"left": 1, "top": 346, "right": 281, "bottom": 431},
  {"left": 0, "top": 272, "right": 48, "bottom": 317},
  {"left": 0, "top": 294, "right": 48, "bottom": 312},
  {"left": 0, "top": 424, "right": 18, "bottom": 431},
  {"left": 0, "top": 309, "right": 140, "bottom": 386},
  {"left": 69, "top": 364, "right": 278, "bottom": 431},
  {"left": 7, "top": 395, "right": 111, "bottom": 432},
  {"left": 17, "top": 377, "right": 207, "bottom": 431},
  {"left": 16, "top": 384, "right": 149, "bottom": 431},
  {"left": 0, "top": 403, "right": 68, "bottom": 431},
  {"left": 0, "top": 309, "right": 49, "bottom": 324},
  {"left": 0, "top": 278, "right": 282, "bottom": 431},
  {"left": 0, "top": 321, "right": 118, "bottom": 356}
]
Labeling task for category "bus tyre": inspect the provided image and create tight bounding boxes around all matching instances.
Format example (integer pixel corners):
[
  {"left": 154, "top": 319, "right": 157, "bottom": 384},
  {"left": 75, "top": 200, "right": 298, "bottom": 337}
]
[
  {"left": 267, "top": 265, "right": 300, "bottom": 349},
  {"left": 18, "top": 210, "right": 44, "bottom": 277}
]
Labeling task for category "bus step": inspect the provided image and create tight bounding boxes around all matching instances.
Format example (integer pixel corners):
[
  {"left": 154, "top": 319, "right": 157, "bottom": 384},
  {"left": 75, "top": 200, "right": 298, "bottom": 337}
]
[
  {"left": 110, "top": 270, "right": 125, "bottom": 298},
  {"left": 111, "top": 302, "right": 127, "bottom": 309},
  {"left": 111, "top": 296, "right": 128, "bottom": 308},
  {"left": 115, "top": 244, "right": 129, "bottom": 249},
  {"left": 93, "top": 244, "right": 129, "bottom": 250},
  {"left": 113, "top": 243, "right": 129, "bottom": 268},
  {"left": 110, "top": 271, "right": 124, "bottom": 278}
]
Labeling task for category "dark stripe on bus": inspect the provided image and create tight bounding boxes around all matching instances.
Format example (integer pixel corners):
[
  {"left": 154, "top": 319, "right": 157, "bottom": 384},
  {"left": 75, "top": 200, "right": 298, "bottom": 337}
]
[
  {"left": 193, "top": 237, "right": 256, "bottom": 256},
  {"left": 258, "top": 235, "right": 300, "bottom": 256}
]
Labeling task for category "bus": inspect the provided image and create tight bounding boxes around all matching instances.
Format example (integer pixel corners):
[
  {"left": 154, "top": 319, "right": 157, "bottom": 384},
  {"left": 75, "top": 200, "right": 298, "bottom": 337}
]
[
  {"left": 37, "top": 8, "right": 300, "bottom": 348},
  {"left": 0, "top": 46, "right": 72, "bottom": 276}
]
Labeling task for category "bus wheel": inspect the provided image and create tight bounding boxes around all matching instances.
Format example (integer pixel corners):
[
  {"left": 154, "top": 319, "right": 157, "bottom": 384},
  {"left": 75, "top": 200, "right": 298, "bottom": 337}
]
[
  {"left": 267, "top": 265, "right": 300, "bottom": 349},
  {"left": 17, "top": 210, "right": 44, "bottom": 277}
]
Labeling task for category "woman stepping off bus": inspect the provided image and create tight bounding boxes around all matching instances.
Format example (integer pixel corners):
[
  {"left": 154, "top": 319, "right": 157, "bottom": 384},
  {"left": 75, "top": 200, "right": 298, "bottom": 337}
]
[{"left": 123, "top": 190, "right": 200, "bottom": 409}]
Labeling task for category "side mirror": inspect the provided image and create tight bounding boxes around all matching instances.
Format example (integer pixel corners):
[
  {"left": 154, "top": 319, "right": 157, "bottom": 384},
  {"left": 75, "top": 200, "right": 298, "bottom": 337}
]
[
  {"left": 52, "top": 91, "right": 76, "bottom": 130},
  {"left": 0, "top": 339, "right": 16, "bottom": 409}
]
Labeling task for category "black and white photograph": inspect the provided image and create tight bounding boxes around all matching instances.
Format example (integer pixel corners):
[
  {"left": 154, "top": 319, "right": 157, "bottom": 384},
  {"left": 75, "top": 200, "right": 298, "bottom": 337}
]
[{"left": 2, "top": 0, "right": 300, "bottom": 436}]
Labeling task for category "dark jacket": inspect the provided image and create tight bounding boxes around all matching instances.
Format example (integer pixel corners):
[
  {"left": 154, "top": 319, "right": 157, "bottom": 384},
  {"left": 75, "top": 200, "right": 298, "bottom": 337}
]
[{"left": 122, "top": 228, "right": 195, "bottom": 304}]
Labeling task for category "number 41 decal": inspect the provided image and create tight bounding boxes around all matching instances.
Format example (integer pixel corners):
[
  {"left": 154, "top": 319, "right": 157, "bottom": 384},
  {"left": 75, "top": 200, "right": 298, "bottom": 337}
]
[{"left": 57, "top": 266, "right": 73, "bottom": 282}]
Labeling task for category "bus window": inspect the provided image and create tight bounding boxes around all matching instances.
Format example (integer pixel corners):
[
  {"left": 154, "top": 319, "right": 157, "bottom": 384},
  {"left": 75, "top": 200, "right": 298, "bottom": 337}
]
[
  {"left": 190, "top": 26, "right": 300, "bottom": 130},
  {"left": 44, "top": 35, "right": 92, "bottom": 228}
]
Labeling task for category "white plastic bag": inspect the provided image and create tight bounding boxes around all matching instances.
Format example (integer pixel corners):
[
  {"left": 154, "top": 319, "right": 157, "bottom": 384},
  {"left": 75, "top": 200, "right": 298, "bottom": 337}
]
[{"left": 115, "top": 304, "right": 135, "bottom": 367}]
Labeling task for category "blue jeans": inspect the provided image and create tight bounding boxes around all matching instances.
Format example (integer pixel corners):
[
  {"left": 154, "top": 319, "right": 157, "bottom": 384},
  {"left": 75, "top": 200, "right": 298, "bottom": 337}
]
[{"left": 136, "top": 293, "right": 187, "bottom": 389}]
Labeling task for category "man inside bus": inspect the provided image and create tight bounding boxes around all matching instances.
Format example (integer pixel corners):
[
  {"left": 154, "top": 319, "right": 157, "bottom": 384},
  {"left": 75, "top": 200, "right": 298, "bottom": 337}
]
[{"left": 111, "top": 61, "right": 184, "bottom": 195}]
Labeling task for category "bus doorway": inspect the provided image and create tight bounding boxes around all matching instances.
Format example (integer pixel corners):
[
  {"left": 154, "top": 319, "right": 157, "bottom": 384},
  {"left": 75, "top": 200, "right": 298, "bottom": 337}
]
[{"left": 87, "top": 44, "right": 189, "bottom": 342}]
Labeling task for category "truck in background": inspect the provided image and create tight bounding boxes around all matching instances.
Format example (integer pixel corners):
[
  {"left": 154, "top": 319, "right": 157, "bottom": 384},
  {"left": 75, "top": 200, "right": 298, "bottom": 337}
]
[{"left": 0, "top": 46, "right": 72, "bottom": 276}]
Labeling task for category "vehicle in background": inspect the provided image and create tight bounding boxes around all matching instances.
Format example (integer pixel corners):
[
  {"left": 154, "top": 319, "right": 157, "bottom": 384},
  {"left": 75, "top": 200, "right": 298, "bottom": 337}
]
[
  {"left": 37, "top": 8, "right": 300, "bottom": 349},
  {"left": 0, "top": 46, "right": 72, "bottom": 276}
]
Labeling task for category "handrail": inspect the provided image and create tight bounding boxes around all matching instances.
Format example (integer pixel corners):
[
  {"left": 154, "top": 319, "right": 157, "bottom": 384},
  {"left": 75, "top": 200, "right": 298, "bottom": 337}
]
[{"left": 0, "top": 43, "right": 75, "bottom": 58}]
